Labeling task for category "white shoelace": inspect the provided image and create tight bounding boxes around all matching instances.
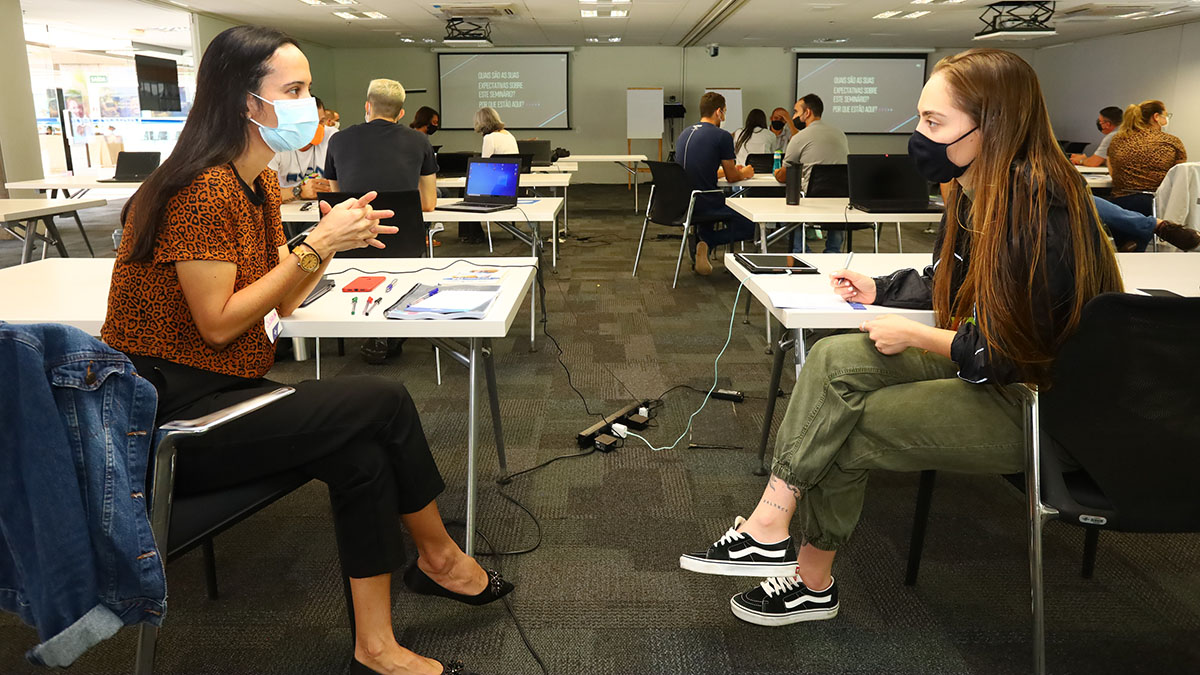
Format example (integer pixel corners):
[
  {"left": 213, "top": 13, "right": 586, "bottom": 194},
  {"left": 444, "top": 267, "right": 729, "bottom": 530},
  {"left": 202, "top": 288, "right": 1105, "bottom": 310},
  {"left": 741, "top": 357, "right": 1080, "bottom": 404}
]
[
  {"left": 715, "top": 527, "right": 746, "bottom": 547},
  {"left": 761, "top": 574, "right": 804, "bottom": 598}
]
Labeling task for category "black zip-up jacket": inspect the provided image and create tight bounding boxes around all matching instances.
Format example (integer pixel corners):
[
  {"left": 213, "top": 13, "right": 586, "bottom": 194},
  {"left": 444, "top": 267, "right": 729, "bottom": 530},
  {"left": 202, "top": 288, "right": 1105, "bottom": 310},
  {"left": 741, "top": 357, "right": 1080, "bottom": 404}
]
[{"left": 872, "top": 183, "right": 1093, "bottom": 385}]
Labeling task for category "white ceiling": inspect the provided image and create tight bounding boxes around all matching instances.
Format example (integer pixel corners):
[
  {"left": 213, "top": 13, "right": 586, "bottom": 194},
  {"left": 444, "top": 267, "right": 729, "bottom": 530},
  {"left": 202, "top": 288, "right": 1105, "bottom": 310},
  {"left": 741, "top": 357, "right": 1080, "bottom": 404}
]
[
  {"left": 21, "top": 0, "right": 194, "bottom": 52},
  {"left": 18, "top": 0, "right": 1200, "bottom": 50}
]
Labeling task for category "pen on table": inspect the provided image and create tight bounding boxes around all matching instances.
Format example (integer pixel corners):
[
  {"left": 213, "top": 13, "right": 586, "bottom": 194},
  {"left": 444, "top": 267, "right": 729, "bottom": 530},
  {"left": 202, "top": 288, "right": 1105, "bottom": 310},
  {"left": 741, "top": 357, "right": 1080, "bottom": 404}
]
[
  {"left": 364, "top": 296, "right": 374, "bottom": 316},
  {"left": 350, "top": 296, "right": 358, "bottom": 315},
  {"left": 384, "top": 278, "right": 397, "bottom": 293},
  {"left": 839, "top": 252, "right": 855, "bottom": 286}
]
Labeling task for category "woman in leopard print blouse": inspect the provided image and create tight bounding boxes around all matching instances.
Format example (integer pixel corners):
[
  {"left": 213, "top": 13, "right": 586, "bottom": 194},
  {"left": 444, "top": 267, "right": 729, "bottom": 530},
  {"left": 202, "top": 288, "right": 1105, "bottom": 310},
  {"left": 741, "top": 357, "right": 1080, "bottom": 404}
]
[{"left": 103, "top": 25, "right": 505, "bottom": 675}]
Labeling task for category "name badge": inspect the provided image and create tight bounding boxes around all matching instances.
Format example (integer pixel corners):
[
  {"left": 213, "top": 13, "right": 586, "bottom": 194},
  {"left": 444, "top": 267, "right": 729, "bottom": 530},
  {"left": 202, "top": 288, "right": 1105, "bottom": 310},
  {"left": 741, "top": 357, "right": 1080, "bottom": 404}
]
[{"left": 263, "top": 308, "right": 282, "bottom": 344}]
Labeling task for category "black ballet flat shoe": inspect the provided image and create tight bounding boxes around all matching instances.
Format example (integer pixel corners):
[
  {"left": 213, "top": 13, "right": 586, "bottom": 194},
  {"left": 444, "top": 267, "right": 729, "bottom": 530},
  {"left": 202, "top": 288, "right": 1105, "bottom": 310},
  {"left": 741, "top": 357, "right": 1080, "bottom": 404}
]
[
  {"left": 438, "top": 659, "right": 480, "bottom": 675},
  {"left": 350, "top": 658, "right": 479, "bottom": 675},
  {"left": 403, "top": 562, "right": 514, "bottom": 606}
]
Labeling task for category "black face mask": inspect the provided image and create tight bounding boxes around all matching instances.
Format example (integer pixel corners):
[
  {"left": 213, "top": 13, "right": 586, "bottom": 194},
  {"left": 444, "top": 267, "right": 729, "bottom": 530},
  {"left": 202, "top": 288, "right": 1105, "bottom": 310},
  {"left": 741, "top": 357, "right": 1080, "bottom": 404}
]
[
  {"left": 426, "top": 124, "right": 439, "bottom": 135},
  {"left": 1095, "top": 120, "right": 1103, "bottom": 132},
  {"left": 770, "top": 119, "right": 785, "bottom": 131},
  {"left": 907, "top": 126, "right": 978, "bottom": 183},
  {"left": 793, "top": 115, "right": 806, "bottom": 131}
]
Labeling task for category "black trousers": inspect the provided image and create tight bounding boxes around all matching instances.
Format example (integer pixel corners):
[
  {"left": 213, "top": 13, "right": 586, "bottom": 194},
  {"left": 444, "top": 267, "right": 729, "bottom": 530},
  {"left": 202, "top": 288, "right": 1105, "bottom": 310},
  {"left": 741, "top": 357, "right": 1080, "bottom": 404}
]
[{"left": 131, "top": 355, "right": 445, "bottom": 579}]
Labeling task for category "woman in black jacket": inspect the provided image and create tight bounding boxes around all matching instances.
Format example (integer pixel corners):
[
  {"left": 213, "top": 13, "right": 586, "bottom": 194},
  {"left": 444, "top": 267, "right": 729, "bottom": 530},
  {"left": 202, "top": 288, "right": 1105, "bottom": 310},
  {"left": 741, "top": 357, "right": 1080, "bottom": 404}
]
[{"left": 678, "top": 48, "right": 1122, "bottom": 629}]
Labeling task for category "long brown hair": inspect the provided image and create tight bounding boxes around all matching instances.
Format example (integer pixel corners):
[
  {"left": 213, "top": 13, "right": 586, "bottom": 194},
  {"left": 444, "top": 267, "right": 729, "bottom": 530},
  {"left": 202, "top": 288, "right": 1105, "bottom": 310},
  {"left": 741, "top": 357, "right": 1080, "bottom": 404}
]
[
  {"left": 1117, "top": 99, "right": 1165, "bottom": 137},
  {"left": 121, "top": 26, "right": 298, "bottom": 263},
  {"left": 930, "top": 49, "right": 1122, "bottom": 386}
]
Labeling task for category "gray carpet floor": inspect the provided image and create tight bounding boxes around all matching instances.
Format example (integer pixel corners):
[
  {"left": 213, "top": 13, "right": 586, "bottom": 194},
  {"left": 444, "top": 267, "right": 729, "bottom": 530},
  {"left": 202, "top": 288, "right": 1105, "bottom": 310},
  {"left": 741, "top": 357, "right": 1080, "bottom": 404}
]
[{"left": 1, "top": 185, "right": 1198, "bottom": 674}]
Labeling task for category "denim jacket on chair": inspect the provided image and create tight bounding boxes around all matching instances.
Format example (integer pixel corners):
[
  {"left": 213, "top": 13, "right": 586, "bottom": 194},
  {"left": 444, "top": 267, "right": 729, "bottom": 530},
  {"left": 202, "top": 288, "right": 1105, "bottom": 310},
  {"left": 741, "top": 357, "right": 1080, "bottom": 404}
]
[{"left": 0, "top": 322, "right": 166, "bottom": 667}]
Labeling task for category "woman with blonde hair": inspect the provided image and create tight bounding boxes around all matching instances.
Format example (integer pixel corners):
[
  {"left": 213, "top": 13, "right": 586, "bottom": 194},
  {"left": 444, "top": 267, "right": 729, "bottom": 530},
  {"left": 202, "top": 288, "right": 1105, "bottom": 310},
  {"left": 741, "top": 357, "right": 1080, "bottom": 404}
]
[
  {"left": 1105, "top": 99, "right": 1187, "bottom": 217},
  {"left": 678, "top": 48, "right": 1122, "bottom": 629}
]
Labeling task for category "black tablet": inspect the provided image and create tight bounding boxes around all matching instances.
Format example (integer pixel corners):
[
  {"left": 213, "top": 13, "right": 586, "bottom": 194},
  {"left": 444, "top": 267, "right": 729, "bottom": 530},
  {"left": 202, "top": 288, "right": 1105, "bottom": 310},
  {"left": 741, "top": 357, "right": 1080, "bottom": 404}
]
[{"left": 733, "top": 253, "right": 820, "bottom": 275}]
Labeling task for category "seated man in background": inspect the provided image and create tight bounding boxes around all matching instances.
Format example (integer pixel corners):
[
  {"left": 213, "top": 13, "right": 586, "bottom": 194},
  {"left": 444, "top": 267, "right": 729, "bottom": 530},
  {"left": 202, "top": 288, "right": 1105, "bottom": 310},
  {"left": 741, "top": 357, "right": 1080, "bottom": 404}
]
[
  {"left": 773, "top": 93, "right": 850, "bottom": 253},
  {"left": 1070, "top": 106, "right": 1122, "bottom": 167},
  {"left": 325, "top": 79, "right": 438, "bottom": 364},
  {"left": 676, "top": 91, "right": 755, "bottom": 276},
  {"left": 409, "top": 106, "right": 440, "bottom": 136},
  {"left": 768, "top": 107, "right": 793, "bottom": 154},
  {"left": 273, "top": 96, "right": 333, "bottom": 204}
]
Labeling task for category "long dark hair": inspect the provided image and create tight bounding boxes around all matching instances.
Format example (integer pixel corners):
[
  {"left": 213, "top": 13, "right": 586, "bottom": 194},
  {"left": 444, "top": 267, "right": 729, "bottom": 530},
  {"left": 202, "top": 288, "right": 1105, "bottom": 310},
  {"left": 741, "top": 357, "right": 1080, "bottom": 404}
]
[
  {"left": 931, "top": 49, "right": 1122, "bottom": 386},
  {"left": 122, "top": 25, "right": 298, "bottom": 263},
  {"left": 410, "top": 105, "right": 439, "bottom": 130},
  {"left": 735, "top": 108, "right": 768, "bottom": 154}
]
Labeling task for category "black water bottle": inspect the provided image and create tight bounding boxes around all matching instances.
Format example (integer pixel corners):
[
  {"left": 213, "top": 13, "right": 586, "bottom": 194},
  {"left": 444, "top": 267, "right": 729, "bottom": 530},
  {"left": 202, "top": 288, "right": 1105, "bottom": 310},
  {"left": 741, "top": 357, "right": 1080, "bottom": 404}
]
[{"left": 785, "top": 162, "right": 803, "bottom": 205}]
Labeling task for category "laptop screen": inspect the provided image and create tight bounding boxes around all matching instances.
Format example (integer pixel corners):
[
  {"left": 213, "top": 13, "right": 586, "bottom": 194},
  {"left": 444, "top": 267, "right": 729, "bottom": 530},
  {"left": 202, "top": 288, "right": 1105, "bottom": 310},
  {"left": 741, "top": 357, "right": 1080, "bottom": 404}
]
[
  {"left": 847, "top": 154, "right": 929, "bottom": 202},
  {"left": 466, "top": 161, "right": 520, "bottom": 198}
]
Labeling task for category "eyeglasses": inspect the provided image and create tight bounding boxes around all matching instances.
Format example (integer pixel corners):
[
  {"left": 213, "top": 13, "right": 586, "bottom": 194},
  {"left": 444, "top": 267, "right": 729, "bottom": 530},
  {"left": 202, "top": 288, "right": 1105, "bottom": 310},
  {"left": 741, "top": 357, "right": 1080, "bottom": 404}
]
[{"left": 1163, "top": 112, "right": 1173, "bottom": 120}]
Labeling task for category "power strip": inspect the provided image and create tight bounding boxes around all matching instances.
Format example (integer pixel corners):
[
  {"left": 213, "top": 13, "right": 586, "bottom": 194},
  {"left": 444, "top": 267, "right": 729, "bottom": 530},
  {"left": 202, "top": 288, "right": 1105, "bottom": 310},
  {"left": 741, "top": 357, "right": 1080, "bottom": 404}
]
[{"left": 576, "top": 400, "right": 653, "bottom": 447}]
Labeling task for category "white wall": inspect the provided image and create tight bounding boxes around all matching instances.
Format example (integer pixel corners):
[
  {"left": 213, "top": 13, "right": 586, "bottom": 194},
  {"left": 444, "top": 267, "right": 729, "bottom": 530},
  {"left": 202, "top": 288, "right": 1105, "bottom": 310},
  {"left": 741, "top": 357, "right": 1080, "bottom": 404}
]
[
  {"left": 0, "top": 0, "right": 46, "bottom": 192},
  {"left": 325, "top": 45, "right": 939, "bottom": 182},
  {"left": 193, "top": 14, "right": 334, "bottom": 111},
  {"left": 1033, "top": 21, "right": 1200, "bottom": 156}
]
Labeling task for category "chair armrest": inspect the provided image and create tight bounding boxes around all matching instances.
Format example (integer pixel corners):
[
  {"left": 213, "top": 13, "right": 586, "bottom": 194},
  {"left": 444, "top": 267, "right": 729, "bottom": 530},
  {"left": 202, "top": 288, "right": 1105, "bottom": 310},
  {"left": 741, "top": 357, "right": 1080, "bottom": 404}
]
[
  {"left": 158, "top": 386, "right": 295, "bottom": 437},
  {"left": 690, "top": 189, "right": 725, "bottom": 197}
]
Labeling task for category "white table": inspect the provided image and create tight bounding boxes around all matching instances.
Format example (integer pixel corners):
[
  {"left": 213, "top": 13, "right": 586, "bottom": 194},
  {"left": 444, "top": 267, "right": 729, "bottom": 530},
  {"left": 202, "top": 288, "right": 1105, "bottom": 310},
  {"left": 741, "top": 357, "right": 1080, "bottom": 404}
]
[
  {"left": 717, "top": 175, "right": 784, "bottom": 191},
  {"left": 726, "top": 251, "right": 1200, "bottom": 473},
  {"left": 5, "top": 173, "right": 139, "bottom": 198},
  {"left": 533, "top": 162, "right": 577, "bottom": 173},
  {"left": 1, "top": 198, "right": 108, "bottom": 263},
  {"left": 0, "top": 256, "right": 537, "bottom": 555},
  {"left": 1076, "top": 166, "right": 1109, "bottom": 175},
  {"left": 552, "top": 154, "right": 647, "bottom": 210},
  {"left": 438, "top": 173, "right": 573, "bottom": 235},
  {"left": 283, "top": 198, "right": 562, "bottom": 348}
]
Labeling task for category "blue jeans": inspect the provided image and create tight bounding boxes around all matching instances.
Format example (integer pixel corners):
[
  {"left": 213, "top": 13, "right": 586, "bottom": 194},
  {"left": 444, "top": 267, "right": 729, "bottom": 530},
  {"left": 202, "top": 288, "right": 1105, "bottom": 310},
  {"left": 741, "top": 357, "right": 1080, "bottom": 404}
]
[
  {"left": 791, "top": 227, "right": 845, "bottom": 254},
  {"left": 694, "top": 203, "right": 757, "bottom": 247},
  {"left": 1094, "top": 196, "right": 1156, "bottom": 251}
]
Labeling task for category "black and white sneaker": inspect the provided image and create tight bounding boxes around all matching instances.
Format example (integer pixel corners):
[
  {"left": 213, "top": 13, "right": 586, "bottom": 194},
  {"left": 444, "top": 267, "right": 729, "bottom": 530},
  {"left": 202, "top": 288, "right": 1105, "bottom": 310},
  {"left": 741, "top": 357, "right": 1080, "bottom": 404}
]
[
  {"left": 679, "top": 516, "right": 798, "bottom": 577},
  {"left": 730, "top": 575, "right": 839, "bottom": 626}
]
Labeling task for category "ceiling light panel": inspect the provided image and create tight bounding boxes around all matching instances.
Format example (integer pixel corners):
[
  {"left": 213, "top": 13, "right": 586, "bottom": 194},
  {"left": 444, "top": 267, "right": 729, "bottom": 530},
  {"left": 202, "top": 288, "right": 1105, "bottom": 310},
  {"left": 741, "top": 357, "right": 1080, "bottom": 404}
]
[{"left": 873, "top": 10, "right": 902, "bottom": 18}]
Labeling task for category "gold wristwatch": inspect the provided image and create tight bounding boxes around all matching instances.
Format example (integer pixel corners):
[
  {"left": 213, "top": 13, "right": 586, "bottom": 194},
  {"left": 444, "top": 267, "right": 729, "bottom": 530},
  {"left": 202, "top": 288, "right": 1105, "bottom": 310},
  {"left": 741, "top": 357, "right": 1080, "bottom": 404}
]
[{"left": 290, "top": 235, "right": 322, "bottom": 273}]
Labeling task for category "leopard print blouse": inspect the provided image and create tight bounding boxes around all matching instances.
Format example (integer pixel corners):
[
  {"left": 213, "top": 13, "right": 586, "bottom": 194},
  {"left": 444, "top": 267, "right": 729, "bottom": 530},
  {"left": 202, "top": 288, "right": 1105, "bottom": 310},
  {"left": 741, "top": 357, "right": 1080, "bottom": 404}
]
[
  {"left": 102, "top": 164, "right": 285, "bottom": 379},
  {"left": 1107, "top": 129, "right": 1187, "bottom": 198}
]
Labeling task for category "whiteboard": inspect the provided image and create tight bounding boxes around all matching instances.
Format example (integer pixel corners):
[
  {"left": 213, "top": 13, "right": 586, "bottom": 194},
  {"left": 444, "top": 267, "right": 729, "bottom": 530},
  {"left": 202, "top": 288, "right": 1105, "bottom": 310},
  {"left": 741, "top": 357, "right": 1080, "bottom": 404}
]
[
  {"left": 704, "top": 88, "right": 742, "bottom": 132},
  {"left": 626, "top": 88, "right": 664, "bottom": 140}
]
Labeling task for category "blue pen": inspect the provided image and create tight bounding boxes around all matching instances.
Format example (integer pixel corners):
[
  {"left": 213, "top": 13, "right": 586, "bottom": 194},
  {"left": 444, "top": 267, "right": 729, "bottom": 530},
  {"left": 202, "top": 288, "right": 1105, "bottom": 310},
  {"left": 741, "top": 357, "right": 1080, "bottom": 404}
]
[{"left": 385, "top": 278, "right": 397, "bottom": 293}]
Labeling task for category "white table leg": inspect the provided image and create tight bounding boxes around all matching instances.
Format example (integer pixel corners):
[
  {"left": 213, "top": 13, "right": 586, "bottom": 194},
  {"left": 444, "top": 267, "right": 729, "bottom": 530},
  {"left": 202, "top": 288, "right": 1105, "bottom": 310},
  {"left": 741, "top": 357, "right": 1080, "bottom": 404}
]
[
  {"left": 465, "top": 337, "right": 479, "bottom": 556},
  {"left": 315, "top": 338, "right": 322, "bottom": 380}
]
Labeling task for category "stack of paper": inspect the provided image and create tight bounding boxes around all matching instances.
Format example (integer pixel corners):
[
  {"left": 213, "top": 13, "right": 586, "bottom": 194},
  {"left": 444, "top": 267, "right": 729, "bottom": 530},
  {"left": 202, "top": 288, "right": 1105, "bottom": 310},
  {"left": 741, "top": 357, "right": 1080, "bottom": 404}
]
[{"left": 406, "top": 289, "right": 497, "bottom": 314}]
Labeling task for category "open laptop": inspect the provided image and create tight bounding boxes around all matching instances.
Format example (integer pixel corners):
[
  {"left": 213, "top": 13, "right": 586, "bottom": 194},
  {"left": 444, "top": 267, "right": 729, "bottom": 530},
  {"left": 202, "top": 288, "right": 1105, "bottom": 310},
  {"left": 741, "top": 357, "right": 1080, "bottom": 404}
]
[
  {"left": 436, "top": 151, "right": 473, "bottom": 177},
  {"left": 847, "top": 154, "right": 943, "bottom": 213},
  {"left": 516, "top": 139, "right": 552, "bottom": 166},
  {"left": 745, "top": 153, "right": 775, "bottom": 174},
  {"left": 98, "top": 151, "right": 160, "bottom": 183},
  {"left": 493, "top": 153, "right": 533, "bottom": 174},
  {"left": 438, "top": 157, "right": 520, "bottom": 213}
]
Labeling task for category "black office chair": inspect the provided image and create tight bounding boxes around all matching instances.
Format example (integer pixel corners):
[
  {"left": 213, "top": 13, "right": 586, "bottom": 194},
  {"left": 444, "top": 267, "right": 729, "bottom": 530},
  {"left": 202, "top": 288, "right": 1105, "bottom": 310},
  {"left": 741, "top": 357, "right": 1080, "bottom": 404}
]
[
  {"left": 901, "top": 293, "right": 1200, "bottom": 675},
  {"left": 135, "top": 386, "right": 313, "bottom": 674},
  {"left": 799, "top": 164, "right": 893, "bottom": 253},
  {"left": 633, "top": 161, "right": 723, "bottom": 288},
  {"left": 493, "top": 153, "right": 533, "bottom": 174},
  {"left": 320, "top": 191, "right": 428, "bottom": 259}
]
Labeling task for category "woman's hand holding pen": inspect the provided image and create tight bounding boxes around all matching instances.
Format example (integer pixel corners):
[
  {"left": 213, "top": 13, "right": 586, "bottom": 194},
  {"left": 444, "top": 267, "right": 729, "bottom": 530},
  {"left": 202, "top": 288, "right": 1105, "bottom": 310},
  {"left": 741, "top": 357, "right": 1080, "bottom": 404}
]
[
  {"left": 306, "top": 191, "right": 397, "bottom": 257},
  {"left": 829, "top": 268, "right": 876, "bottom": 304}
]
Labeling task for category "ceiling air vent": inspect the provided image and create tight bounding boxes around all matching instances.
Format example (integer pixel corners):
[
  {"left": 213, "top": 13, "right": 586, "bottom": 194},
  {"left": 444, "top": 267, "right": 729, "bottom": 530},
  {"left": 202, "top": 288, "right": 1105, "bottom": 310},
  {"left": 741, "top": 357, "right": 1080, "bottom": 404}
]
[{"left": 433, "top": 3, "right": 517, "bottom": 19}]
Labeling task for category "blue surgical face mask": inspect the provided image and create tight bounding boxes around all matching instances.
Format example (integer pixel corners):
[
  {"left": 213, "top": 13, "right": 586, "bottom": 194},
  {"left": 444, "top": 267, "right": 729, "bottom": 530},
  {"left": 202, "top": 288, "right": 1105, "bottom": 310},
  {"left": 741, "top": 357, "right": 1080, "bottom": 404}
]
[{"left": 248, "top": 93, "right": 319, "bottom": 152}]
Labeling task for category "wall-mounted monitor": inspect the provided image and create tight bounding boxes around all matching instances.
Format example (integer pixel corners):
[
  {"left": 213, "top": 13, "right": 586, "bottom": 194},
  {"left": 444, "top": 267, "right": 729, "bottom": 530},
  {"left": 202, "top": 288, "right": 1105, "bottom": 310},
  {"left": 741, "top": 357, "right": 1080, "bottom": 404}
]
[{"left": 135, "top": 54, "right": 181, "bottom": 112}]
